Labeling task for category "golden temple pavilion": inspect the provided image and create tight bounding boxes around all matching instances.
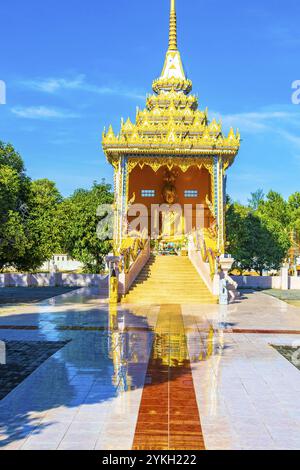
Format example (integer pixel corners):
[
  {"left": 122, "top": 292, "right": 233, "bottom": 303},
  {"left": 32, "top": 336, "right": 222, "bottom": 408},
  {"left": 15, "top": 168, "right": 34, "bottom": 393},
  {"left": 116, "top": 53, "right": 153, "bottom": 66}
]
[{"left": 103, "top": 0, "right": 240, "bottom": 304}]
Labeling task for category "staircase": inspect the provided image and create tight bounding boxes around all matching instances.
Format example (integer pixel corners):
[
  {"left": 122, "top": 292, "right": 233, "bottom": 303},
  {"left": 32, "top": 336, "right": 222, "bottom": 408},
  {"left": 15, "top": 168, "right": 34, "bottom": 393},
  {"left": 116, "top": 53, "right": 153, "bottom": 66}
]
[{"left": 122, "top": 255, "right": 218, "bottom": 305}]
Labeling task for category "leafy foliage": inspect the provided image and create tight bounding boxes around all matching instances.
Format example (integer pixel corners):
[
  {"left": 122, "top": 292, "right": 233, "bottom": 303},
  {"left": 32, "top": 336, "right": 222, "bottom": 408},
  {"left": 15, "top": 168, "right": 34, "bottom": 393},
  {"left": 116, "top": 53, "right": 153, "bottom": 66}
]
[
  {"left": 0, "top": 142, "right": 31, "bottom": 270},
  {"left": 288, "top": 192, "right": 300, "bottom": 234},
  {"left": 247, "top": 188, "right": 265, "bottom": 211},
  {"left": 22, "top": 179, "right": 64, "bottom": 270},
  {"left": 226, "top": 190, "right": 294, "bottom": 274},
  {"left": 0, "top": 142, "right": 113, "bottom": 272},
  {"left": 58, "top": 182, "right": 114, "bottom": 273}
]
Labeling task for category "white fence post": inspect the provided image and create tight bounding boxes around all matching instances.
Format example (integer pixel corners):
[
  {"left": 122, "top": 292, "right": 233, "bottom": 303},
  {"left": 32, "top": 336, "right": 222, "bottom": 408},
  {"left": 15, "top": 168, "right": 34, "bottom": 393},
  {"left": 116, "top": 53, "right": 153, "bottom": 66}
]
[
  {"left": 0, "top": 341, "right": 6, "bottom": 365},
  {"left": 280, "top": 265, "right": 289, "bottom": 290}
]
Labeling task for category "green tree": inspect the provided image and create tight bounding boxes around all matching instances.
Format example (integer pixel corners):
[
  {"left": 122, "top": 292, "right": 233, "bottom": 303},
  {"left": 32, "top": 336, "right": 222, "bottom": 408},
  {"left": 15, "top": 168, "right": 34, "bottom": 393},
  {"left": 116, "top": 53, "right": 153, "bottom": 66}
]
[
  {"left": 248, "top": 188, "right": 265, "bottom": 210},
  {"left": 288, "top": 192, "right": 300, "bottom": 234},
  {"left": 0, "top": 211, "right": 29, "bottom": 270},
  {"left": 0, "top": 142, "right": 64, "bottom": 271},
  {"left": 58, "top": 181, "right": 114, "bottom": 273},
  {"left": 287, "top": 192, "right": 300, "bottom": 262},
  {"left": 23, "top": 179, "right": 64, "bottom": 270},
  {"left": 258, "top": 190, "right": 290, "bottom": 227},
  {"left": 257, "top": 191, "right": 291, "bottom": 263},
  {"left": 0, "top": 142, "right": 31, "bottom": 271},
  {"left": 226, "top": 201, "right": 289, "bottom": 275},
  {"left": 0, "top": 141, "right": 26, "bottom": 175},
  {"left": 0, "top": 142, "right": 30, "bottom": 219}
]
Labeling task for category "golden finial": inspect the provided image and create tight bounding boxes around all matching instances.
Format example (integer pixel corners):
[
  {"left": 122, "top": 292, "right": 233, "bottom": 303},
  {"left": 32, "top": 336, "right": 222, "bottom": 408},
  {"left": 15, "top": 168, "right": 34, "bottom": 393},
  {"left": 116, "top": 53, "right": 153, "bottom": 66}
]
[{"left": 169, "top": 0, "right": 177, "bottom": 51}]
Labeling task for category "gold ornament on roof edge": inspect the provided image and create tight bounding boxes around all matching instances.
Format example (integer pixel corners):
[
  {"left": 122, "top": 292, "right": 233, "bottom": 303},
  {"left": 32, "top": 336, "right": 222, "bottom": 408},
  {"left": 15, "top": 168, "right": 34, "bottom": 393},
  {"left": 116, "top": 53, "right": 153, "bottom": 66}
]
[{"left": 102, "top": 0, "right": 240, "bottom": 167}]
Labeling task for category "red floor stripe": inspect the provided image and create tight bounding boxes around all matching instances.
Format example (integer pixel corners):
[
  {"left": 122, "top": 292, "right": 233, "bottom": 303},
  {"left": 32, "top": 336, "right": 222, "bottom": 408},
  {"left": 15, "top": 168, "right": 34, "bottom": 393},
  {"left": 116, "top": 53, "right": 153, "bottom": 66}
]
[
  {"left": 224, "top": 329, "right": 300, "bottom": 335},
  {"left": 132, "top": 305, "right": 205, "bottom": 451}
]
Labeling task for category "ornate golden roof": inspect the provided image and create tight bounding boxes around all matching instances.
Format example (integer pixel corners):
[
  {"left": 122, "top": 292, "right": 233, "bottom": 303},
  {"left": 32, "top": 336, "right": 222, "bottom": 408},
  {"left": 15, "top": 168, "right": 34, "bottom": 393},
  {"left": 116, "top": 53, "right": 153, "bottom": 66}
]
[{"left": 102, "top": 0, "right": 240, "bottom": 164}]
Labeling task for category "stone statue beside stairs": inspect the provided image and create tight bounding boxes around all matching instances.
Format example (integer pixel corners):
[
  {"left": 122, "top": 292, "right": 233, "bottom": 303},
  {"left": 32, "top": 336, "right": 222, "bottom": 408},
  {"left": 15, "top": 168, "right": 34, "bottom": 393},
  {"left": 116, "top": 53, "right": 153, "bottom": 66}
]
[{"left": 219, "top": 255, "right": 239, "bottom": 304}]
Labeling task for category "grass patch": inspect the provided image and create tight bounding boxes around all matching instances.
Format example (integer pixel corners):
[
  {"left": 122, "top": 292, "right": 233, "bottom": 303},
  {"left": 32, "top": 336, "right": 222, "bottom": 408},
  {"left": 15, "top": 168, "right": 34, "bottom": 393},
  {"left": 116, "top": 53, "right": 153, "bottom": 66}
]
[
  {"left": 272, "top": 345, "right": 300, "bottom": 371},
  {"left": 262, "top": 289, "right": 300, "bottom": 307},
  {"left": 286, "top": 300, "right": 300, "bottom": 307}
]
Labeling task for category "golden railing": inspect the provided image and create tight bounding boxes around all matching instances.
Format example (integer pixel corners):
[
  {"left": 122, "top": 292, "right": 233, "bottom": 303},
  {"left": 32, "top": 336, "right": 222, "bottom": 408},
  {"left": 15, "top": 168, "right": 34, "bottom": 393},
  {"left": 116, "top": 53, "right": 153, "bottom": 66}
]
[
  {"left": 116, "top": 231, "right": 148, "bottom": 274},
  {"left": 193, "top": 229, "right": 219, "bottom": 279}
]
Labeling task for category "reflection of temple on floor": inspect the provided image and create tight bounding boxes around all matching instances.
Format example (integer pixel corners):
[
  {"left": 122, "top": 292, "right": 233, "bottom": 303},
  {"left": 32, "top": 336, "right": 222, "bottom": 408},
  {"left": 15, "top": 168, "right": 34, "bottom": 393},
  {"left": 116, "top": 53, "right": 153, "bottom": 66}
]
[
  {"left": 108, "top": 305, "right": 225, "bottom": 392},
  {"left": 152, "top": 312, "right": 188, "bottom": 367},
  {"left": 186, "top": 317, "right": 227, "bottom": 417},
  {"left": 153, "top": 331, "right": 189, "bottom": 367},
  {"left": 187, "top": 322, "right": 225, "bottom": 363},
  {"left": 152, "top": 305, "right": 224, "bottom": 368},
  {"left": 108, "top": 305, "right": 154, "bottom": 392}
]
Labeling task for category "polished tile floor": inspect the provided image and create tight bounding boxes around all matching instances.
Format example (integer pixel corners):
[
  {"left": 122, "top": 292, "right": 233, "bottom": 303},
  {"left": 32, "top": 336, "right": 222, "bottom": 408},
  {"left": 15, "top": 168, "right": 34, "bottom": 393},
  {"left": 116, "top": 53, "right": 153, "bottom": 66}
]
[{"left": 0, "top": 288, "right": 300, "bottom": 450}]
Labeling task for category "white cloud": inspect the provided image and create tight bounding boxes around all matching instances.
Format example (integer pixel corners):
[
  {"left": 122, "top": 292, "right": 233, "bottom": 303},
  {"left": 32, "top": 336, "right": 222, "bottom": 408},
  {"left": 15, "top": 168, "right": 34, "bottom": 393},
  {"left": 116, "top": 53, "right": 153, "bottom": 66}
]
[
  {"left": 11, "top": 106, "right": 79, "bottom": 119},
  {"left": 211, "top": 109, "right": 297, "bottom": 133},
  {"left": 265, "top": 25, "right": 300, "bottom": 47},
  {"left": 210, "top": 107, "right": 300, "bottom": 158},
  {"left": 278, "top": 130, "right": 300, "bottom": 148},
  {"left": 20, "top": 74, "right": 145, "bottom": 101},
  {"left": 230, "top": 172, "right": 267, "bottom": 185},
  {"left": 85, "top": 84, "right": 145, "bottom": 101},
  {"left": 22, "top": 75, "right": 86, "bottom": 93}
]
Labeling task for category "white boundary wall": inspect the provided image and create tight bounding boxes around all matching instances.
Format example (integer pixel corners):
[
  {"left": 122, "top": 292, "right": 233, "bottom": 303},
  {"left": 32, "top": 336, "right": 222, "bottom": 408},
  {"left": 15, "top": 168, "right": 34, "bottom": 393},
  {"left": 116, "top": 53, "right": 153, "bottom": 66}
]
[
  {"left": 288, "top": 277, "right": 300, "bottom": 289},
  {"left": 232, "top": 275, "right": 300, "bottom": 290},
  {"left": 1, "top": 272, "right": 299, "bottom": 290},
  {"left": 0, "top": 273, "right": 108, "bottom": 288},
  {"left": 61, "top": 273, "right": 108, "bottom": 288}
]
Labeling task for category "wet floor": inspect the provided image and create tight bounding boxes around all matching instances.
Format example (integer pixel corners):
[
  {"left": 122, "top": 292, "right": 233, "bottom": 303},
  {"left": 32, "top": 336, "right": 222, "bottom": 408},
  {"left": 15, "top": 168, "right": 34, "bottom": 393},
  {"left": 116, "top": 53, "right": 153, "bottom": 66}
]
[{"left": 0, "top": 288, "right": 300, "bottom": 450}]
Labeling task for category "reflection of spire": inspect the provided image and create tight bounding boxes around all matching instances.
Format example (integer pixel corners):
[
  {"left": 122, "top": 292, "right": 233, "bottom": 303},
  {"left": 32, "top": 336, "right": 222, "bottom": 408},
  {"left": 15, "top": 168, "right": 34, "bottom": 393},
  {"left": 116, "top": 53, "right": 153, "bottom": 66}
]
[
  {"left": 169, "top": 0, "right": 177, "bottom": 51},
  {"left": 108, "top": 306, "right": 151, "bottom": 393}
]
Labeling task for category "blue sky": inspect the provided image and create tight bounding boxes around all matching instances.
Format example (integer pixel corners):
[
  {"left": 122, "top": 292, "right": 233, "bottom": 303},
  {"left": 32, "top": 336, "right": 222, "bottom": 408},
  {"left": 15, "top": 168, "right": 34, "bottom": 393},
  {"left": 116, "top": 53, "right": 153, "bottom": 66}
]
[{"left": 0, "top": 0, "right": 300, "bottom": 203}]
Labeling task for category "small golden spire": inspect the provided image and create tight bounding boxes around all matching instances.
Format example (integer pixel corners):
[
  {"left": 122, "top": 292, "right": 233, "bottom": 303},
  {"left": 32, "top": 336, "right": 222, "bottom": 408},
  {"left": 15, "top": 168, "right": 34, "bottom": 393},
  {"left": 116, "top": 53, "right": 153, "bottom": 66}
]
[{"left": 169, "top": 0, "right": 177, "bottom": 51}]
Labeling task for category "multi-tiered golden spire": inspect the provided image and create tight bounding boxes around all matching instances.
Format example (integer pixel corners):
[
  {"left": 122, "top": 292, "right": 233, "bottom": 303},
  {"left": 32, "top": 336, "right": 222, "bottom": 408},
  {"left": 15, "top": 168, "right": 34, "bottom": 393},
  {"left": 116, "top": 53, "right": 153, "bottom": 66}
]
[
  {"left": 102, "top": 0, "right": 240, "bottom": 165},
  {"left": 169, "top": 0, "right": 178, "bottom": 51},
  {"left": 153, "top": 0, "right": 190, "bottom": 94}
]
